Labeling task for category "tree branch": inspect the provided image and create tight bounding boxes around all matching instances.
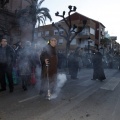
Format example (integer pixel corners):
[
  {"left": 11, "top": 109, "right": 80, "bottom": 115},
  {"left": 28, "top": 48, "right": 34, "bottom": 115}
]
[{"left": 52, "top": 22, "right": 67, "bottom": 40}]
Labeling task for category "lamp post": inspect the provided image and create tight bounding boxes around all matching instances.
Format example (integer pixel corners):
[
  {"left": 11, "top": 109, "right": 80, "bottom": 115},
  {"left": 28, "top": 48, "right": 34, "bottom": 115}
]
[
  {"left": 88, "top": 37, "right": 91, "bottom": 54},
  {"left": 88, "top": 41, "right": 90, "bottom": 53}
]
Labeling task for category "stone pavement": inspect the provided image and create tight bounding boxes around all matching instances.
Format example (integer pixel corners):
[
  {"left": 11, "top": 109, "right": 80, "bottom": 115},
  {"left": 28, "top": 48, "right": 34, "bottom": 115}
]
[
  {"left": 66, "top": 68, "right": 120, "bottom": 91},
  {"left": 0, "top": 68, "right": 120, "bottom": 120}
]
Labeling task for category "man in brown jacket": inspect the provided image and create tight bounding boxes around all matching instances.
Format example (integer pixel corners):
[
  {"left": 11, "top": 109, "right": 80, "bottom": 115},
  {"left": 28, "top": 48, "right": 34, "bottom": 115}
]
[{"left": 39, "top": 37, "right": 58, "bottom": 99}]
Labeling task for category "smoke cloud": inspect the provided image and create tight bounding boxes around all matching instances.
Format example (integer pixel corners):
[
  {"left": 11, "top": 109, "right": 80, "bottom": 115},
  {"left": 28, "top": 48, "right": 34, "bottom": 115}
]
[{"left": 51, "top": 73, "right": 67, "bottom": 99}]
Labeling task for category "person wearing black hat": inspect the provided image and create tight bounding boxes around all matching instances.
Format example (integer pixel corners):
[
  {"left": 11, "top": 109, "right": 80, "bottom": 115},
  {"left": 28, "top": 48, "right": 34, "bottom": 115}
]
[
  {"left": 91, "top": 47, "right": 106, "bottom": 81},
  {"left": 0, "top": 36, "right": 15, "bottom": 92}
]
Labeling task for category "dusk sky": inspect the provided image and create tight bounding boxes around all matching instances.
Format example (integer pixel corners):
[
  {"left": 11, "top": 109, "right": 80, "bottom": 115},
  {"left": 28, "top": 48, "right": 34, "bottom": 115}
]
[{"left": 42, "top": 0, "right": 119, "bottom": 43}]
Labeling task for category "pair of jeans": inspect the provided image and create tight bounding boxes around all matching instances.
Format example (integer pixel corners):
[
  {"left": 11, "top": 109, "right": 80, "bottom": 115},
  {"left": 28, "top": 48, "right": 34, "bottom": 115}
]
[{"left": 0, "top": 63, "right": 14, "bottom": 91}]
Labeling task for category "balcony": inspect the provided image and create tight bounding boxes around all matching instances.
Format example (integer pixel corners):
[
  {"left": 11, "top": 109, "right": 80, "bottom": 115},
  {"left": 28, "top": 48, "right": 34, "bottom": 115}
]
[{"left": 76, "top": 32, "right": 90, "bottom": 39}]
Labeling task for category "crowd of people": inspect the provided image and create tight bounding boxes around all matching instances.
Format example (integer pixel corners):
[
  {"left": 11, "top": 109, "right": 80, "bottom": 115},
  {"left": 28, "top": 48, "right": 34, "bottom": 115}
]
[
  {"left": 0, "top": 36, "right": 41, "bottom": 92},
  {"left": 0, "top": 35, "right": 118, "bottom": 99},
  {"left": 0, "top": 36, "right": 59, "bottom": 100}
]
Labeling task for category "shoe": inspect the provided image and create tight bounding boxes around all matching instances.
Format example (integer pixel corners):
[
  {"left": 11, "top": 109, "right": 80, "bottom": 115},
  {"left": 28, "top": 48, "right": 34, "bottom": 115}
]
[
  {"left": 0, "top": 88, "right": 6, "bottom": 92},
  {"left": 44, "top": 94, "right": 51, "bottom": 100},
  {"left": 22, "top": 86, "right": 27, "bottom": 91},
  {"left": 99, "top": 79, "right": 105, "bottom": 82},
  {"left": 71, "top": 77, "right": 78, "bottom": 79},
  {"left": 9, "top": 89, "right": 14, "bottom": 93},
  {"left": 39, "top": 90, "right": 44, "bottom": 95}
]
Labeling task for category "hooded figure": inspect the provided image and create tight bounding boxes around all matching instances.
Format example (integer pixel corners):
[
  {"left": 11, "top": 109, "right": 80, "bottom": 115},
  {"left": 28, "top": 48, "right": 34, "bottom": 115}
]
[
  {"left": 68, "top": 51, "right": 79, "bottom": 79},
  {"left": 91, "top": 47, "right": 106, "bottom": 81},
  {"left": 39, "top": 37, "right": 58, "bottom": 97}
]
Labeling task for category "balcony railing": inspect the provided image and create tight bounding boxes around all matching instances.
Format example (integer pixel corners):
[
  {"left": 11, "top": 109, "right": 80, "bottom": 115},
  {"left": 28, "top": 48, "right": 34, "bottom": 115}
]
[{"left": 78, "top": 32, "right": 90, "bottom": 36}]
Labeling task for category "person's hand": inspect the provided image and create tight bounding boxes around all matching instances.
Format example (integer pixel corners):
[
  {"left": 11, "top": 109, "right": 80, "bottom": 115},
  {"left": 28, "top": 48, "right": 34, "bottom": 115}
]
[{"left": 45, "top": 59, "right": 49, "bottom": 65}]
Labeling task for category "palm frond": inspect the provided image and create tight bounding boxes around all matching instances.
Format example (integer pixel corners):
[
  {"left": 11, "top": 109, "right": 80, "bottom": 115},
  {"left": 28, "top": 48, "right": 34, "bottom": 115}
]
[
  {"left": 38, "top": 0, "right": 44, "bottom": 7},
  {"left": 16, "top": 0, "right": 52, "bottom": 28},
  {"left": 37, "top": 8, "right": 52, "bottom": 21},
  {"left": 37, "top": 16, "right": 46, "bottom": 26},
  {"left": 37, "top": 7, "right": 50, "bottom": 13},
  {"left": 37, "top": 12, "right": 52, "bottom": 22}
]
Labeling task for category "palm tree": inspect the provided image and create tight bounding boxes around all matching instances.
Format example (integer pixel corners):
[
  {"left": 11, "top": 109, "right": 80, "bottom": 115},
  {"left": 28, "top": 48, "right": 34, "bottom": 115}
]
[
  {"left": 16, "top": 0, "right": 52, "bottom": 42},
  {"left": 0, "top": 0, "right": 9, "bottom": 8}
]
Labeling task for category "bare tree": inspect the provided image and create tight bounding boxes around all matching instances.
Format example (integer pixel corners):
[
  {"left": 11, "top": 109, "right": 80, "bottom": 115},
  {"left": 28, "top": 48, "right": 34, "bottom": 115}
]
[
  {"left": 52, "top": 5, "right": 87, "bottom": 57},
  {"left": 52, "top": 6, "right": 86, "bottom": 68}
]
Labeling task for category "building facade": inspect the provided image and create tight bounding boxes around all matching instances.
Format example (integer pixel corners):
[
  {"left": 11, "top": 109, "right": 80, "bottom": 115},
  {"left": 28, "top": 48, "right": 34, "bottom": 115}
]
[{"left": 35, "top": 12, "right": 105, "bottom": 53}]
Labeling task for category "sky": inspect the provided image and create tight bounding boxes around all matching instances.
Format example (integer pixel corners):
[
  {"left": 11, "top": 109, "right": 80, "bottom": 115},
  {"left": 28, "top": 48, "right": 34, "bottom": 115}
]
[{"left": 41, "top": 0, "right": 120, "bottom": 43}]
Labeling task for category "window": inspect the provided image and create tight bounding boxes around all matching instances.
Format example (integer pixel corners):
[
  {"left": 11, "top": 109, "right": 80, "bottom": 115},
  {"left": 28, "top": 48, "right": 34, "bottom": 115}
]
[
  {"left": 38, "top": 33, "right": 41, "bottom": 37},
  {"left": 59, "top": 30, "right": 64, "bottom": 35},
  {"left": 90, "top": 28, "right": 95, "bottom": 35},
  {"left": 45, "top": 31, "right": 49, "bottom": 36},
  {"left": 54, "top": 29, "right": 64, "bottom": 35},
  {"left": 70, "top": 39, "right": 76, "bottom": 45},
  {"left": 84, "top": 28, "right": 89, "bottom": 35},
  {"left": 101, "top": 31, "right": 104, "bottom": 36},
  {"left": 79, "top": 27, "right": 89, "bottom": 35},
  {"left": 38, "top": 32, "right": 44, "bottom": 37},
  {"left": 58, "top": 39, "right": 63, "bottom": 45},
  {"left": 54, "top": 30, "right": 59, "bottom": 35},
  {"left": 34, "top": 32, "right": 38, "bottom": 39}
]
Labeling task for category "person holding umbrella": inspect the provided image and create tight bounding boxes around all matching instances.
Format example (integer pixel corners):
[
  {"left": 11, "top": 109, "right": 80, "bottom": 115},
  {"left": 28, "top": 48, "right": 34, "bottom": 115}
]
[{"left": 39, "top": 37, "right": 58, "bottom": 100}]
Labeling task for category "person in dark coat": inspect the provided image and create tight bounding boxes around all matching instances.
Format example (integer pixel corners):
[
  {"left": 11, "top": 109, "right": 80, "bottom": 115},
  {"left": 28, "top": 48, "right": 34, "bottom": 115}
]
[
  {"left": 18, "top": 41, "right": 33, "bottom": 91},
  {"left": 30, "top": 43, "right": 41, "bottom": 85},
  {"left": 14, "top": 41, "right": 23, "bottom": 59},
  {"left": 39, "top": 37, "right": 58, "bottom": 98},
  {"left": 68, "top": 51, "right": 79, "bottom": 79},
  {"left": 57, "top": 52, "right": 66, "bottom": 70},
  {"left": 117, "top": 54, "right": 120, "bottom": 70},
  {"left": 0, "top": 36, "right": 15, "bottom": 92},
  {"left": 91, "top": 47, "right": 106, "bottom": 81}
]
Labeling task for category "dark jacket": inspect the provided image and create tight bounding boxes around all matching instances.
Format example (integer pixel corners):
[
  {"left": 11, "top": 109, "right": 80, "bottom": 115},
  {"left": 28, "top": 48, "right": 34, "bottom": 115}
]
[
  {"left": 18, "top": 46, "right": 33, "bottom": 75},
  {"left": 0, "top": 45, "right": 15, "bottom": 66},
  {"left": 40, "top": 44, "right": 58, "bottom": 83},
  {"left": 92, "top": 51, "right": 106, "bottom": 80},
  {"left": 68, "top": 52, "right": 79, "bottom": 78},
  {"left": 68, "top": 52, "right": 79, "bottom": 68},
  {"left": 92, "top": 52, "right": 103, "bottom": 69}
]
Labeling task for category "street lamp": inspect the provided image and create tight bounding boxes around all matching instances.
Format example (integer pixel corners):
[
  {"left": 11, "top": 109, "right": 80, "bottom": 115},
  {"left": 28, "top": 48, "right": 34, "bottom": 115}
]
[{"left": 88, "top": 37, "right": 91, "bottom": 53}]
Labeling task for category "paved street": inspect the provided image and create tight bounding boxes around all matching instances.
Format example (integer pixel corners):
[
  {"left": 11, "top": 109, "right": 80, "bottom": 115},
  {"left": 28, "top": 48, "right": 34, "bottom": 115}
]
[{"left": 0, "top": 68, "right": 120, "bottom": 120}]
